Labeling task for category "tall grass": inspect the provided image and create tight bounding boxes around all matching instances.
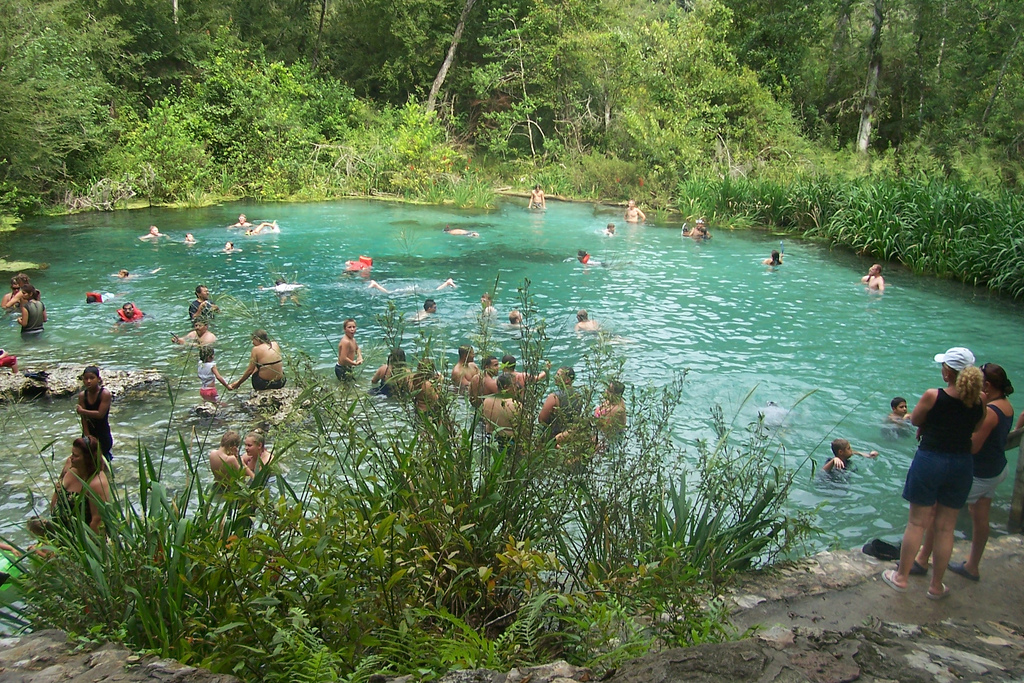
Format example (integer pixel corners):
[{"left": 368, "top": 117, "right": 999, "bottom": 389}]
[
  {"left": 0, "top": 284, "right": 811, "bottom": 680},
  {"left": 675, "top": 175, "right": 1024, "bottom": 299}
]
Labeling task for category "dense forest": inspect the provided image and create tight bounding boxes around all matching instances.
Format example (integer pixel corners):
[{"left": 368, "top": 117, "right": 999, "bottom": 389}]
[{"left": 1, "top": 0, "right": 1022, "bottom": 215}]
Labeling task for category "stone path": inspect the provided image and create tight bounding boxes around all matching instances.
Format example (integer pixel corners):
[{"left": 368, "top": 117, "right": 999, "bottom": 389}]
[{"left": 0, "top": 630, "right": 236, "bottom": 682}]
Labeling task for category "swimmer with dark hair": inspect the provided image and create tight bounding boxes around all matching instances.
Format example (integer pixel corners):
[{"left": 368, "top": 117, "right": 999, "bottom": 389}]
[
  {"left": 763, "top": 250, "right": 782, "bottom": 266},
  {"left": 605, "top": 223, "right": 616, "bottom": 236},
  {"left": 443, "top": 225, "right": 480, "bottom": 237},
  {"left": 576, "top": 250, "right": 604, "bottom": 267},
  {"left": 413, "top": 298, "right": 438, "bottom": 322},
  {"left": 888, "top": 397, "right": 911, "bottom": 424}
]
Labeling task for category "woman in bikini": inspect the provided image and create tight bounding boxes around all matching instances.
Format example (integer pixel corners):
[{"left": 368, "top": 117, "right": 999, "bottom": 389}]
[{"left": 228, "top": 330, "right": 286, "bottom": 391}]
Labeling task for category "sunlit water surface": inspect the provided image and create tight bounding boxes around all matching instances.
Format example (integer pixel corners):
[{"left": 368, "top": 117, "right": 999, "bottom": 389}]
[{"left": 1, "top": 199, "right": 1021, "bottom": 551}]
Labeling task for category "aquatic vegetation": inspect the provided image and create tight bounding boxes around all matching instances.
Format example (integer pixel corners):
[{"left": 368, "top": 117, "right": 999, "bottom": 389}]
[{"left": 0, "top": 286, "right": 810, "bottom": 680}]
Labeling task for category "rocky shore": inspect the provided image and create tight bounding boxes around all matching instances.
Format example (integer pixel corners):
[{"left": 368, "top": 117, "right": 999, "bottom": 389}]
[
  {"left": 0, "top": 365, "right": 163, "bottom": 401},
  {"left": 0, "top": 364, "right": 310, "bottom": 429},
  {"left": 3, "top": 537, "right": 1021, "bottom": 682}
]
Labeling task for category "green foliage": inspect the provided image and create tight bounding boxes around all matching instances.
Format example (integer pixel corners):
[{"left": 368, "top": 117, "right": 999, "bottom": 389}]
[{"left": 0, "top": 0, "right": 117, "bottom": 203}]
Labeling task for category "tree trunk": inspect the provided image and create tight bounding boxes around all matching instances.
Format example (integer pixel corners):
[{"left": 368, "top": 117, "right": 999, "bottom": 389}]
[
  {"left": 982, "top": 27, "right": 1020, "bottom": 125},
  {"left": 857, "top": 0, "right": 884, "bottom": 154},
  {"left": 825, "top": 0, "right": 855, "bottom": 88},
  {"left": 426, "top": 0, "right": 478, "bottom": 113},
  {"left": 312, "top": 0, "right": 328, "bottom": 70},
  {"left": 172, "top": 0, "right": 178, "bottom": 25}
]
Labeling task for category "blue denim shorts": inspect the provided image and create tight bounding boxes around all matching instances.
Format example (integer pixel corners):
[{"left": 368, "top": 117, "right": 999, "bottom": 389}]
[{"left": 902, "top": 448, "right": 973, "bottom": 509}]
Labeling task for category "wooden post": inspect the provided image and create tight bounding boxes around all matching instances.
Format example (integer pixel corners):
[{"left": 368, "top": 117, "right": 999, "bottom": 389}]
[{"left": 1007, "top": 428, "right": 1024, "bottom": 533}]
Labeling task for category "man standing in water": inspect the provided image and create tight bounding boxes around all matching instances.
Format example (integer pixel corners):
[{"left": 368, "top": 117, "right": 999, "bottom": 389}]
[
  {"left": 482, "top": 374, "right": 521, "bottom": 446},
  {"left": 452, "top": 345, "right": 479, "bottom": 391},
  {"left": 528, "top": 185, "right": 547, "bottom": 210},
  {"left": 861, "top": 264, "right": 886, "bottom": 292},
  {"left": 336, "top": 318, "right": 363, "bottom": 381},
  {"left": 624, "top": 199, "right": 646, "bottom": 223},
  {"left": 470, "top": 355, "right": 501, "bottom": 406},
  {"left": 189, "top": 285, "right": 219, "bottom": 321}
]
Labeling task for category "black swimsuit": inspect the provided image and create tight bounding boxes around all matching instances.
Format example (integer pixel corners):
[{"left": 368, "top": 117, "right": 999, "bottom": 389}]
[
  {"left": 252, "top": 357, "right": 285, "bottom": 390},
  {"left": 82, "top": 389, "right": 114, "bottom": 461}
]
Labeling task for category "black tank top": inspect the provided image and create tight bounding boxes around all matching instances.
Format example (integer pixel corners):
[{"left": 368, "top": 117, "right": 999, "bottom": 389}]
[
  {"left": 973, "top": 404, "right": 1012, "bottom": 478},
  {"left": 82, "top": 389, "right": 114, "bottom": 458},
  {"left": 919, "top": 389, "right": 984, "bottom": 455}
]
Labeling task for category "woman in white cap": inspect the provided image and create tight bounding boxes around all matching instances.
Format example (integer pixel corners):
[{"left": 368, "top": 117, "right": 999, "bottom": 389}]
[
  {"left": 912, "top": 362, "right": 1015, "bottom": 582},
  {"left": 883, "top": 347, "right": 984, "bottom": 599}
]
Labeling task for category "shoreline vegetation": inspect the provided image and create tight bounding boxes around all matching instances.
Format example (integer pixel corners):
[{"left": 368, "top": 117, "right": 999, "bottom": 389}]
[{"left": 1, "top": 290, "right": 817, "bottom": 681}]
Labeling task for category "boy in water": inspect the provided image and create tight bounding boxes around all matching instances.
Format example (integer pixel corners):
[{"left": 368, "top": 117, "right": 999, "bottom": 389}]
[
  {"left": 823, "top": 438, "right": 878, "bottom": 472},
  {"left": 888, "top": 396, "right": 911, "bottom": 423}
]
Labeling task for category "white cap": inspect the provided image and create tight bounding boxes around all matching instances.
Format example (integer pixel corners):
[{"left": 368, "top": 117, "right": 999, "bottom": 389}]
[{"left": 934, "top": 347, "right": 975, "bottom": 371}]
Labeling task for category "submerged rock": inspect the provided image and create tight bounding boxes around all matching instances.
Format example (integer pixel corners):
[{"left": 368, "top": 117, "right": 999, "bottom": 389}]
[
  {"left": 0, "top": 364, "right": 163, "bottom": 402},
  {"left": 240, "top": 387, "right": 306, "bottom": 426}
]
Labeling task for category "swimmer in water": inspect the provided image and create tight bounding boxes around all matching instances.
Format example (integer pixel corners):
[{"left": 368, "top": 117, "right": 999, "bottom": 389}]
[
  {"left": 114, "top": 268, "right": 161, "bottom": 279},
  {"left": 508, "top": 309, "right": 523, "bottom": 328},
  {"left": 605, "top": 223, "right": 616, "bottom": 236},
  {"left": 259, "top": 279, "right": 304, "bottom": 306},
  {"left": 763, "top": 250, "right": 783, "bottom": 266},
  {"left": 139, "top": 225, "right": 166, "bottom": 241},
  {"left": 413, "top": 298, "right": 438, "bottom": 322},
  {"left": 223, "top": 242, "right": 240, "bottom": 253},
  {"left": 888, "top": 396, "right": 912, "bottom": 424},
  {"left": 229, "top": 214, "right": 252, "bottom": 228},
  {"left": 368, "top": 278, "right": 456, "bottom": 295},
  {"left": 528, "top": 184, "right": 546, "bottom": 210},
  {"left": 480, "top": 293, "right": 497, "bottom": 317},
  {"left": 184, "top": 233, "right": 196, "bottom": 245},
  {"left": 443, "top": 225, "right": 480, "bottom": 237},
  {"left": 861, "top": 264, "right": 885, "bottom": 292},
  {"left": 577, "top": 250, "right": 591, "bottom": 265},
  {"left": 822, "top": 438, "right": 878, "bottom": 473},
  {"left": 245, "top": 220, "right": 279, "bottom": 236},
  {"left": 624, "top": 200, "right": 646, "bottom": 223},
  {"left": 687, "top": 218, "right": 710, "bottom": 240},
  {"left": 574, "top": 309, "right": 601, "bottom": 332}
]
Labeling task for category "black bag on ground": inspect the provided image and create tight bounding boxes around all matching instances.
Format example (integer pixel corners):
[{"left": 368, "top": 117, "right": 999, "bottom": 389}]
[{"left": 862, "top": 538, "right": 901, "bottom": 561}]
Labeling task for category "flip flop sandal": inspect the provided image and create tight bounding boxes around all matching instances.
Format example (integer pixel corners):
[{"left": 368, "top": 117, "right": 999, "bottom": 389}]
[
  {"left": 926, "top": 584, "right": 950, "bottom": 600},
  {"left": 949, "top": 561, "right": 980, "bottom": 582},
  {"left": 882, "top": 569, "right": 907, "bottom": 593},
  {"left": 897, "top": 560, "right": 928, "bottom": 576}
]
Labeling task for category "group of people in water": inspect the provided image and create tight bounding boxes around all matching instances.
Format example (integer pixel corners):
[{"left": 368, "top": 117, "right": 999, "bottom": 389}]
[{"left": 4, "top": 194, "right": 1005, "bottom": 602}]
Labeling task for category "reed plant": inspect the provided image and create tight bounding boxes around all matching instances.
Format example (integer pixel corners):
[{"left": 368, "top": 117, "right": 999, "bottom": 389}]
[{"left": 0, "top": 283, "right": 811, "bottom": 680}]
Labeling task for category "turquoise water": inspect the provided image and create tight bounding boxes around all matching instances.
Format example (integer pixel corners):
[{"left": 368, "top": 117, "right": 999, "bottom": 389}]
[{"left": 1, "top": 198, "right": 1022, "bottom": 549}]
